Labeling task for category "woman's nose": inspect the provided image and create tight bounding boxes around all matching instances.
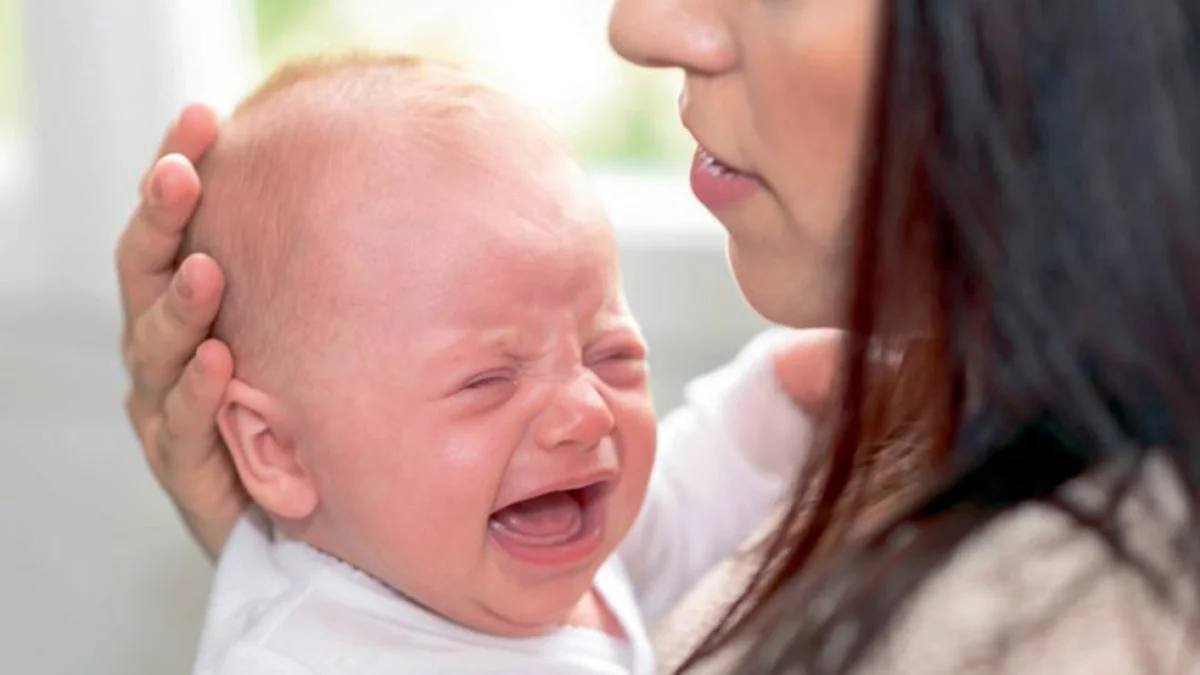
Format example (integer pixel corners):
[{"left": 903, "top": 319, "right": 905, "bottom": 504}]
[
  {"left": 608, "top": 0, "right": 737, "bottom": 75},
  {"left": 534, "top": 377, "right": 616, "bottom": 452}
]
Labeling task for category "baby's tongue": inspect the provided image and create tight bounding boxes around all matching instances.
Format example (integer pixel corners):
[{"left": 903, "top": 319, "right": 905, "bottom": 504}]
[{"left": 491, "top": 492, "right": 583, "bottom": 545}]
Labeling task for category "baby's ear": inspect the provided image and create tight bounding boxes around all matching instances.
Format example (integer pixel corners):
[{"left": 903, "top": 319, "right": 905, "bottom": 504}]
[{"left": 217, "top": 380, "right": 318, "bottom": 520}]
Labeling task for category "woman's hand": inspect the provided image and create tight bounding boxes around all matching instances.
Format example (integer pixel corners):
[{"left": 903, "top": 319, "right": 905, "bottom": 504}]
[
  {"left": 116, "top": 103, "right": 244, "bottom": 560},
  {"left": 771, "top": 328, "right": 845, "bottom": 423}
]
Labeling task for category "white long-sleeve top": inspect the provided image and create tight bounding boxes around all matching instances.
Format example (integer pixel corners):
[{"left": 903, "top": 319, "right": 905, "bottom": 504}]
[{"left": 193, "top": 329, "right": 813, "bottom": 675}]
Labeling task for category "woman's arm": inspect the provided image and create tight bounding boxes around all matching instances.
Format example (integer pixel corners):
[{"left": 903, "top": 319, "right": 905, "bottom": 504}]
[
  {"left": 116, "top": 103, "right": 242, "bottom": 560},
  {"left": 618, "top": 329, "right": 840, "bottom": 625}
]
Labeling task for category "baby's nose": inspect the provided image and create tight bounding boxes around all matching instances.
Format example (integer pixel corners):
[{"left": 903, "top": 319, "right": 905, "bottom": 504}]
[{"left": 535, "top": 377, "right": 615, "bottom": 451}]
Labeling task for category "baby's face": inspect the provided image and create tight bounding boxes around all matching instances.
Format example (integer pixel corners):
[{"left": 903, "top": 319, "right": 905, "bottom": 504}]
[{"left": 286, "top": 133, "right": 656, "bottom": 636}]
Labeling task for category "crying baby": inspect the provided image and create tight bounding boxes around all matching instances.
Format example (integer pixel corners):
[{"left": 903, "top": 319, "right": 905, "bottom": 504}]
[{"left": 184, "top": 53, "right": 813, "bottom": 675}]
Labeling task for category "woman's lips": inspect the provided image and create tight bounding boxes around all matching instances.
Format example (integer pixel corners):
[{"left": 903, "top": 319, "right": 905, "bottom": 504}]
[{"left": 690, "top": 146, "right": 763, "bottom": 212}]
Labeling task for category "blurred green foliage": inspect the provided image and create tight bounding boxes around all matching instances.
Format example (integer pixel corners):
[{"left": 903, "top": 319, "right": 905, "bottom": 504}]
[
  {"left": 248, "top": 0, "right": 688, "bottom": 168},
  {"left": 252, "top": 0, "right": 318, "bottom": 53},
  {"left": 0, "top": 0, "right": 22, "bottom": 130},
  {"left": 573, "top": 69, "right": 691, "bottom": 167}
]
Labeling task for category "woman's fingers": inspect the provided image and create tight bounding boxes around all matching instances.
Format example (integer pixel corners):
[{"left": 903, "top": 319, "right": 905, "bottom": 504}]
[
  {"left": 117, "top": 103, "right": 219, "bottom": 331},
  {"left": 124, "top": 253, "right": 225, "bottom": 419},
  {"left": 153, "top": 340, "right": 245, "bottom": 558},
  {"left": 118, "top": 154, "right": 204, "bottom": 330},
  {"left": 141, "top": 103, "right": 220, "bottom": 198},
  {"left": 115, "top": 102, "right": 240, "bottom": 559},
  {"left": 155, "top": 340, "right": 234, "bottom": 474},
  {"left": 772, "top": 328, "right": 846, "bottom": 420}
]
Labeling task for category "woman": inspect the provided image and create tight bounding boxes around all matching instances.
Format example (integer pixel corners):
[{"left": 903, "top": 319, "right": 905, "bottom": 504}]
[{"left": 116, "top": 0, "right": 1200, "bottom": 672}]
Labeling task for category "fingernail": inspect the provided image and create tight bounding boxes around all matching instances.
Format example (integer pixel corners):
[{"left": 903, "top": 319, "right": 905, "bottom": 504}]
[
  {"left": 192, "top": 352, "right": 206, "bottom": 375},
  {"left": 150, "top": 170, "right": 166, "bottom": 205},
  {"left": 175, "top": 268, "right": 194, "bottom": 300}
]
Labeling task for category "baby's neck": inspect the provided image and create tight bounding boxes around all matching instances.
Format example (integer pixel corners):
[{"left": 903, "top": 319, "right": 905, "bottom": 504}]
[
  {"left": 564, "top": 586, "right": 625, "bottom": 638},
  {"left": 302, "top": 537, "right": 625, "bottom": 639}
]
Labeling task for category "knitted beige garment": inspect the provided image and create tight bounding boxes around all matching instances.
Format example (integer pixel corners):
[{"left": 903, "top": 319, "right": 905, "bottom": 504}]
[
  {"left": 650, "top": 437, "right": 925, "bottom": 675},
  {"left": 650, "top": 541, "right": 762, "bottom": 675},
  {"left": 651, "top": 457, "right": 1199, "bottom": 675}
]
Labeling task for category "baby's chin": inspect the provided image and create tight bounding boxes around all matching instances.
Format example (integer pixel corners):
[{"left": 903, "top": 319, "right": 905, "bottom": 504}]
[
  {"left": 462, "top": 566, "right": 604, "bottom": 638},
  {"left": 315, "top": 529, "right": 613, "bottom": 638}
]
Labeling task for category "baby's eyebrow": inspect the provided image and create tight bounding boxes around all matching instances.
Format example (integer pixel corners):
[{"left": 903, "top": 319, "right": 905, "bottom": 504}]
[
  {"left": 586, "top": 315, "right": 644, "bottom": 341},
  {"left": 421, "top": 327, "right": 522, "bottom": 367},
  {"left": 474, "top": 326, "right": 522, "bottom": 348}
]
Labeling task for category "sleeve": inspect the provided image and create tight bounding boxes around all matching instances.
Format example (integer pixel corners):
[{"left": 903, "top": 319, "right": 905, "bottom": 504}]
[
  {"left": 618, "top": 328, "right": 815, "bottom": 626},
  {"left": 202, "top": 644, "right": 319, "bottom": 675}
]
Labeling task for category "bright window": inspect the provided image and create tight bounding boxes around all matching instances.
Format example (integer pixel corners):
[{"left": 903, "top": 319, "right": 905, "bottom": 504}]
[
  {"left": 243, "top": 0, "right": 694, "bottom": 173},
  {"left": 0, "top": 0, "right": 25, "bottom": 196}
]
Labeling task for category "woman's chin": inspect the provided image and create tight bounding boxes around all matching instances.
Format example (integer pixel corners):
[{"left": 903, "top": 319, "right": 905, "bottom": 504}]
[{"left": 728, "top": 244, "right": 845, "bottom": 329}]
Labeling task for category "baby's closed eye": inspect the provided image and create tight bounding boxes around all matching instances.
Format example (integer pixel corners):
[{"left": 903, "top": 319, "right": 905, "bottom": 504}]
[
  {"left": 588, "top": 350, "right": 647, "bottom": 387},
  {"left": 456, "top": 368, "right": 520, "bottom": 411},
  {"left": 463, "top": 371, "right": 516, "bottom": 390}
]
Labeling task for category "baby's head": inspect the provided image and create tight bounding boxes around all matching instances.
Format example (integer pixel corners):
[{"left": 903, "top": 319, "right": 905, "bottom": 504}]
[{"left": 183, "top": 54, "right": 656, "bottom": 636}]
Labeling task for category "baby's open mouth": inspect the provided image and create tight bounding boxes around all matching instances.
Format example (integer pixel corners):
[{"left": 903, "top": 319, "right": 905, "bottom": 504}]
[{"left": 488, "top": 482, "right": 612, "bottom": 551}]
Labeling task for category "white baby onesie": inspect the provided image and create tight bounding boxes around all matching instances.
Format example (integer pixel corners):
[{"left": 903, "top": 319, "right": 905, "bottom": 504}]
[{"left": 193, "top": 329, "right": 813, "bottom": 674}]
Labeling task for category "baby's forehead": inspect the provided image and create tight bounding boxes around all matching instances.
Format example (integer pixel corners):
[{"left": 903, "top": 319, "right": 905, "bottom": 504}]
[
  {"left": 231, "top": 56, "right": 610, "bottom": 269},
  {"left": 270, "top": 86, "right": 571, "bottom": 207},
  {"left": 258, "top": 62, "right": 558, "bottom": 153}
]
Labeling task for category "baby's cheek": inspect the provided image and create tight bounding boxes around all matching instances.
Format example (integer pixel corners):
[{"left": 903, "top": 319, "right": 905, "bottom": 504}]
[
  {"left": 350, "top": 457, "right": 502, "bottom": 595},
  {"left": 377, "top": 442, "right": 506, "bottom": 543},
  {"left": 622, "top": 393, "right": 658, "bottom": 463},
  {"left": 612, "top": 399, "right": 658, "bottom": 520},
  {"left": 336, "top": 415, "right": 524, "bottom": 586}
]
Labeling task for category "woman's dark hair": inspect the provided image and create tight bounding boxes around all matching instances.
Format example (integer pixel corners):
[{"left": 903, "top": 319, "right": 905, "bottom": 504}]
[{"left": 680, "top": 1, "right": 1200, "bottom": 672}]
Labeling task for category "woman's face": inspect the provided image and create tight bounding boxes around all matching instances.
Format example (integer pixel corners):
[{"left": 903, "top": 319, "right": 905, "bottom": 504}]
[{"left": 609, "top": 0, "right": 880, "bottom": 328}]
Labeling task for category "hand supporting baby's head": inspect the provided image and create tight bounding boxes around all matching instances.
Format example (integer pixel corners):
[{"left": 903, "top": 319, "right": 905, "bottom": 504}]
[{"left": 179, "top": 53, "right": 658, "bottom": 637}]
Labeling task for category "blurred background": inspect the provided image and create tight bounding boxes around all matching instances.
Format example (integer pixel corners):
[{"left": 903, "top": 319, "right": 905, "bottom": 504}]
[{"left": 0, "top": 1, "right": 769, "bottom": 673}]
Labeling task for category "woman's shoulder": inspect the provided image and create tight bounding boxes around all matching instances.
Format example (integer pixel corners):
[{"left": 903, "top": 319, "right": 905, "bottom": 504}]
[
  {"left": 861, "top": 454, "right": 1198, "bottom": 674},
  {"left": 655, "top": 457, "right": 1198, "bottom": 675}
]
